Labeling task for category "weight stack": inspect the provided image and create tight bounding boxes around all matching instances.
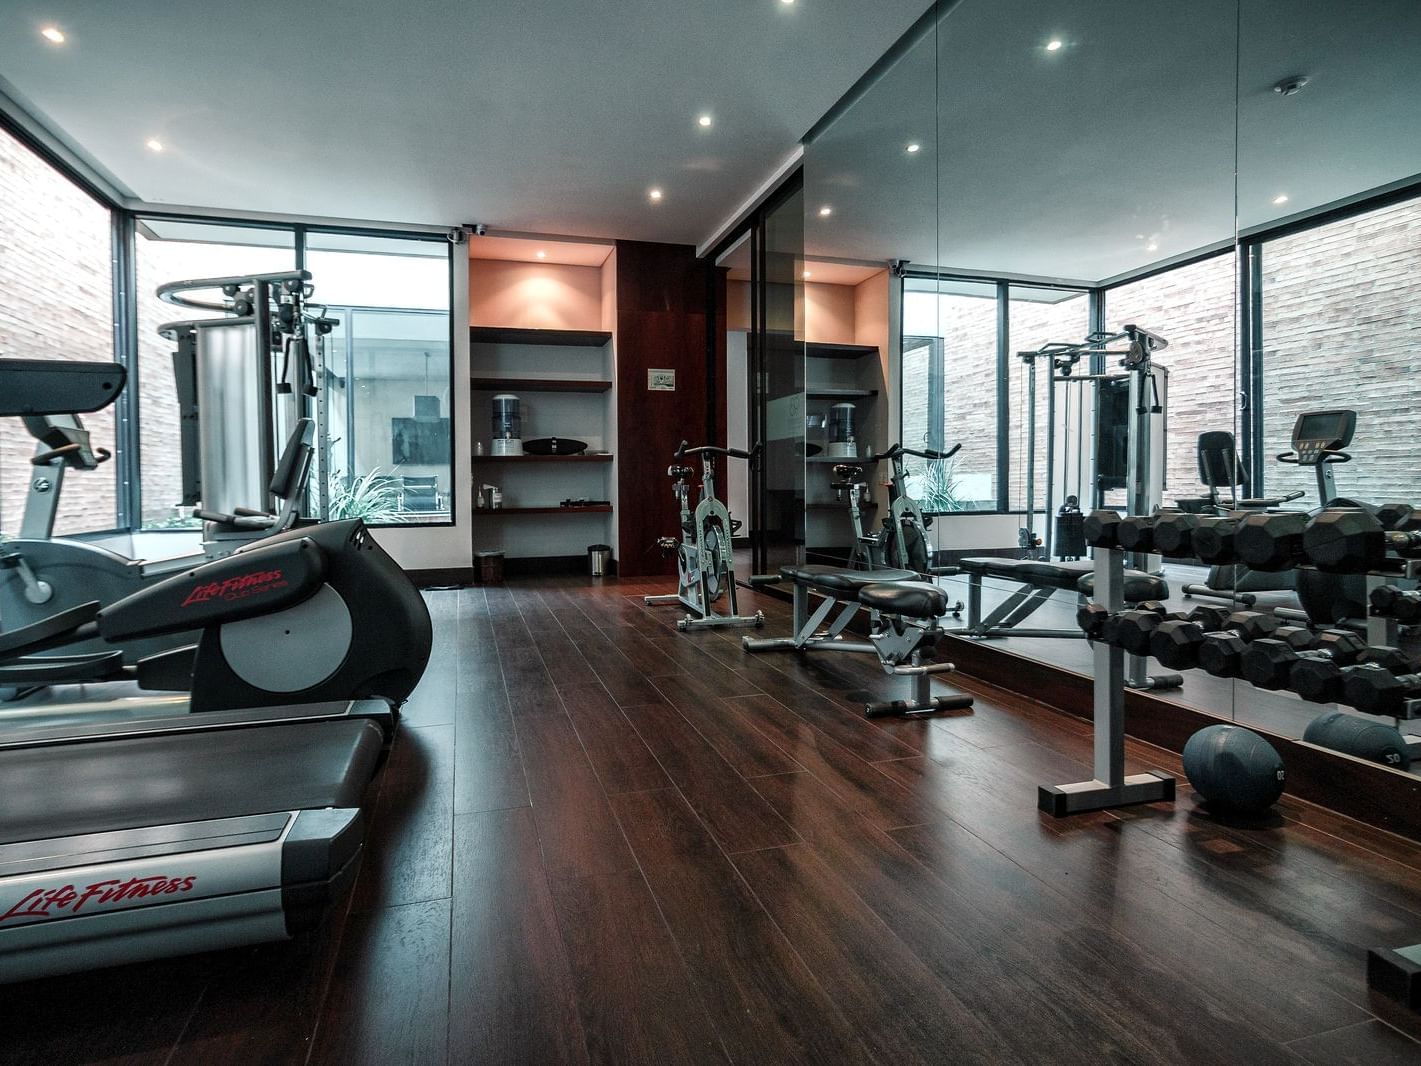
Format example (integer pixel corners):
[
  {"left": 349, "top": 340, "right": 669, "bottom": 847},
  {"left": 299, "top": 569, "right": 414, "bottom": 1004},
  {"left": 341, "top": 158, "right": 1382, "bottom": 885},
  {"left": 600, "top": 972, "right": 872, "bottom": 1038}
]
[{"left": 1055, "top": 511, "right": 1086, "bottom": 560}]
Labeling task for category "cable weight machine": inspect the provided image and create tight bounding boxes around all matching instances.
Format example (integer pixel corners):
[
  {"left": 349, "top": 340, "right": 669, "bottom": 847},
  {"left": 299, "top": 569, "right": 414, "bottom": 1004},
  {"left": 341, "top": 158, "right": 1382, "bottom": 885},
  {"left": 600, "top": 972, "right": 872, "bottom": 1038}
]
[{"left": 1019, "top": 325, "right": 1169, "bottom": 571}]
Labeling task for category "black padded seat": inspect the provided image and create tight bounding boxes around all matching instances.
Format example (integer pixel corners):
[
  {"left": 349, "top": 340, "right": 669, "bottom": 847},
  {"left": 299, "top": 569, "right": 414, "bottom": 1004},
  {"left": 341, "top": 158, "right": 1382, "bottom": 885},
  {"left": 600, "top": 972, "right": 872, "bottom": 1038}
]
[
  {"left": 779, "top": 563, "right": 918, "bottom": 595},
  {"left": 960, "top": 556, "right": 1167, "bottom": 601},
  {"left": 858, "top": 581, "right": 949, "bottom": 620}
]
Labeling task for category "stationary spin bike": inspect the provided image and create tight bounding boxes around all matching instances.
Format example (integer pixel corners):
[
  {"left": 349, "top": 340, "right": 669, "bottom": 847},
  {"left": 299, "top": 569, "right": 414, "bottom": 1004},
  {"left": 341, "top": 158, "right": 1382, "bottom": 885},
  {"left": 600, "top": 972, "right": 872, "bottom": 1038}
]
[{"left": 646, "top": 441, "right": 765, "bottom": 631}]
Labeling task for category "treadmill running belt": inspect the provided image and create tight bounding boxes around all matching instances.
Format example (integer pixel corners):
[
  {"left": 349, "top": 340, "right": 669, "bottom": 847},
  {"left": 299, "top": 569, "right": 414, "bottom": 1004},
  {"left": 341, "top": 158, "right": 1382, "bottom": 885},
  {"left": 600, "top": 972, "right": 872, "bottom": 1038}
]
[{"left": 0, "top": 720, "right": 384, "bottom": 846}]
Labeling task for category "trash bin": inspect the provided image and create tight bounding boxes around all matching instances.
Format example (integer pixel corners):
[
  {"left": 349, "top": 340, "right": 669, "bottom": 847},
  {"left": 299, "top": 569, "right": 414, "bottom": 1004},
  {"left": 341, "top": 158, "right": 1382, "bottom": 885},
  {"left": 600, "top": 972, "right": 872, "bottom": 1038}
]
[
  {"left": 474, "top": 550, "right": 504, "bottom": 585},
  {"left": 588, "top": 544, "right": 613, "bottom": 577}
]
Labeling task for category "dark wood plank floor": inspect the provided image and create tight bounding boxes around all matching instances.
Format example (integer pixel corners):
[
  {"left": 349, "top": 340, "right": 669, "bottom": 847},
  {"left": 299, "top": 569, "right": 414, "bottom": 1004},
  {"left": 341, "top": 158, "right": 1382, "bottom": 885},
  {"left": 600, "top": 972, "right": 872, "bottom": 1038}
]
[{"left": 7, "top": 577, "right": 1421, "bottom": 1065}]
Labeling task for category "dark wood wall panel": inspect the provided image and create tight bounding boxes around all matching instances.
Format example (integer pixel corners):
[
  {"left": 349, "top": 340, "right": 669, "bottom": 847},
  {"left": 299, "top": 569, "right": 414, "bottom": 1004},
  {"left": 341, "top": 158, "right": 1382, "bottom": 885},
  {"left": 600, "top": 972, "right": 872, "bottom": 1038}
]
[{"left": 615, "top": 241, "right": 717, "bottom": 577}]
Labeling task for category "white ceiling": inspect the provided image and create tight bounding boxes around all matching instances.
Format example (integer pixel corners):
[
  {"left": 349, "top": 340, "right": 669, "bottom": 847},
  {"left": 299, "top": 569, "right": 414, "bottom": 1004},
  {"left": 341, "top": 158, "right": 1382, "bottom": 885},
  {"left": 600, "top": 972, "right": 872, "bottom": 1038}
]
[
  {"left": 804, "top": 0, "right": 1421, "bottom": 285},
  {"left": 0, "top": 0, "right": 931, "bottom": 245}
]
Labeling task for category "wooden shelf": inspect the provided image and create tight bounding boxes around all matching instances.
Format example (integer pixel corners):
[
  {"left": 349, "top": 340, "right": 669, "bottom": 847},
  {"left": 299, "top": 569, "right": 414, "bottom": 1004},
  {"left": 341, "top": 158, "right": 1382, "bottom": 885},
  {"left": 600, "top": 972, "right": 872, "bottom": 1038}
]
[
  {"left": 807, "top": 387, "right": 878, "bottom": 399},
  {"left": 478, "top": 505, "right": 613, "bottom": 515},
  {"left": 471, "top": 376, "right": 612, "bottom": 393},
  {"left": 470, "top": 326, "right": 612, "bottom": 347},
  {"left": 473, "top": 453, "right": 612, "bottom": 463},
  {"left": 807, "top": 342, "right": 879, "bottom": 360}
]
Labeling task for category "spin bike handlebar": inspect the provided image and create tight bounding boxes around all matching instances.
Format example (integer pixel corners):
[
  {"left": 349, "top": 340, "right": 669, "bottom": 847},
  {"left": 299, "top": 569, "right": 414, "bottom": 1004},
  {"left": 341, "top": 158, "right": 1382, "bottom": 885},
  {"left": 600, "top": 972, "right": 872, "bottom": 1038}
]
[
  {"left": 674, "top": 440, "right": 762, "bottom": 463},
  {"left": 868, "top": 442, "right": 962, "bottom": 463}
]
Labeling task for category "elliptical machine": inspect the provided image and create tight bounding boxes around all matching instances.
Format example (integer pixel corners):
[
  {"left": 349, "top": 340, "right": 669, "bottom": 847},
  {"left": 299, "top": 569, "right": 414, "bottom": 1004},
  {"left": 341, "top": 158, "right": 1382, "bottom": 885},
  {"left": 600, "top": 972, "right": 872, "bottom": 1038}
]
[
  {"left": 645, "top": 441, "right": 765, "bottom": 631},
  {"left": 0, "top": 271, "right": 325, "bottom": 665}
]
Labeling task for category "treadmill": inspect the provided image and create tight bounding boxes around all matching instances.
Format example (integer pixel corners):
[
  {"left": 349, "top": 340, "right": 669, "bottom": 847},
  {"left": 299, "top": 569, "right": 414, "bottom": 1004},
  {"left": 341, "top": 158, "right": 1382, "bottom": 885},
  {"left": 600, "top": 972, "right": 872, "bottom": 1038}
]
[{"left": 0, "top": 361, "right": 396, "bottom": 982}]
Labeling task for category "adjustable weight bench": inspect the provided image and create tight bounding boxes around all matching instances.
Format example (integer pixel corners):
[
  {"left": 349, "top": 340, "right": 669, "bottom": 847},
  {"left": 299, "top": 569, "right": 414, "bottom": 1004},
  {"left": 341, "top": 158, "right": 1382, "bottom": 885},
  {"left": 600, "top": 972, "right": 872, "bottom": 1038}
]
[
  {"left": 959, "top": 556, "right": 1168, "bottom": 639},
  {"left": 742, "top": 564, "right": 975, "bottom": 719}
]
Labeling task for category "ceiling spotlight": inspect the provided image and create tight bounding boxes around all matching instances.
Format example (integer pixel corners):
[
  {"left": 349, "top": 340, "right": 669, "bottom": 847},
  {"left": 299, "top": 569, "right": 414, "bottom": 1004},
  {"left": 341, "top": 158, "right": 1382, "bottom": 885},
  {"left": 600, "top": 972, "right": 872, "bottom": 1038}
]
[
  {"left": 536, "top": 250, "right": 547, "bottom": 259},
  {"left": 1045, "top": 38, "right": 1063, "bottom": 51},
  {"left": 780, "top": 0, "right": 795, "bottom": 5},
  {"left": 818, "top": 205, "right": 832, "bottom": 217},
  {"left": 697, "top": 114, "right": 713, "bottom": 128},
  {"left": 649, "top": 187, "right": 663, "bottom": 202},
  {"left": 1272, "top": 75, "right": 1309, "bottom": 97},
  {"left": 145, "top": 138, "right": 164, "bottom": 152},
  {"left": 802, "top": 271, "right": 813, "bottom": 280},
  {"left": 1272, "top": 193, "right": 1289, "bottom": 205},
  {"left": 40, "top": 26, "right": 65, "bottom": 43},
  {"left": 905, "top": 142, "right": 921, "bottom": 154}
]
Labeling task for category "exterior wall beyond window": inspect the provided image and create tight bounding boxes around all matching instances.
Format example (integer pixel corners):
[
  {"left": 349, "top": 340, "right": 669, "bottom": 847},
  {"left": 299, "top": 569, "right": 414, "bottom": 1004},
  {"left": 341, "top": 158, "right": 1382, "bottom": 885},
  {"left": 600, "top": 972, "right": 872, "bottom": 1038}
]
[{"left": 0, "top": 125, "right": 116, "bottom": 535}]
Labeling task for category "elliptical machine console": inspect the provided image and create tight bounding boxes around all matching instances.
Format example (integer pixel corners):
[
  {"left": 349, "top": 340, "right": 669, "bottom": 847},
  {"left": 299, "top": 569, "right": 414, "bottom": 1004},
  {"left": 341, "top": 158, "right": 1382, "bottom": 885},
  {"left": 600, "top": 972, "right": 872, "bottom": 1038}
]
[{"left": 645, "top": 441, "right": 765, "bottom": 631}]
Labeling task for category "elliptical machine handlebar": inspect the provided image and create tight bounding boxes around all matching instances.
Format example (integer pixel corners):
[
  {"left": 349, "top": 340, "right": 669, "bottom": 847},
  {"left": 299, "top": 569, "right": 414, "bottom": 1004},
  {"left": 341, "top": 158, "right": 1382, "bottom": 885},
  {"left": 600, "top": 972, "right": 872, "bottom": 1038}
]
[
  {"left": 868, "top": 442, "right": 962, "bottom": 463},
  {"left": 673, "top": 440, "right": 762, "bottom": 463}
]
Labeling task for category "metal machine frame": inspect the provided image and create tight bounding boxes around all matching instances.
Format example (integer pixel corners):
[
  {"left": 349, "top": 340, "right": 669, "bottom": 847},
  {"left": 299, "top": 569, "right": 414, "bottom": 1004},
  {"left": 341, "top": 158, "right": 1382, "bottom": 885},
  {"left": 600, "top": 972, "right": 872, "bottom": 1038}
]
[{"left": 645, "top": 442, "right": 765, "bottom": 631}]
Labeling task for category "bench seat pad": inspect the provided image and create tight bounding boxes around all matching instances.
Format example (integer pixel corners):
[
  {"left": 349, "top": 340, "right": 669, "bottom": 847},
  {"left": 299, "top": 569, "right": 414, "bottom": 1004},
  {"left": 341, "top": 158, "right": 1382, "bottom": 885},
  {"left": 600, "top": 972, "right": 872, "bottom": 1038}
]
[
  {"left": 959, "top": 556, "right": 1167, "bottom": 601},
  {"left": 779, "top": 564, "right": 918, "bottom": 595},
  {"left": 858, "top": 581, "right": 949, "bottom": 620}
]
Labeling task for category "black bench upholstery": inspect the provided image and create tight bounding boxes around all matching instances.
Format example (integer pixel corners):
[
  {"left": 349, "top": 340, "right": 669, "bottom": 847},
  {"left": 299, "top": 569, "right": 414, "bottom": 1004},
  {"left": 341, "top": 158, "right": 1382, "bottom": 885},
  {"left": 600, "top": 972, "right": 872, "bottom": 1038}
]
[
  {"left": 858, "top": 581, "right": 948, "bottom": 620},
  {"left": 780, "top": 564, "right": 918, "bottom": 595},
  {"left": 959, "top": 556, "right": 1166, "bottom": 601}
]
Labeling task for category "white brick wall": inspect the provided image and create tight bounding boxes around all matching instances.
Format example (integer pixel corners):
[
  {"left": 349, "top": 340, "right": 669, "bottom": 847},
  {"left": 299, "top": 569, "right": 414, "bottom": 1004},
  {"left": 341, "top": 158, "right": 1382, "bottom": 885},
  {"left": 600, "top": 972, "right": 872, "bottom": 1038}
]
[
  {"left": 1260, "top": 198, "right": 1421, "bottom": 504},
  {"left": 0, "top": 126, "right": 117, "bottom": 536}
]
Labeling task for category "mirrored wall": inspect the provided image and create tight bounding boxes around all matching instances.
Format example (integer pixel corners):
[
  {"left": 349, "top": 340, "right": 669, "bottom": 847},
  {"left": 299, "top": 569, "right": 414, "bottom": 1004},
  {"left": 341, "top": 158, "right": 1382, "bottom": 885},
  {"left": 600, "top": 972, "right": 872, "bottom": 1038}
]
[{"left": 801, "top": 0, "right": 1421, "bottom": 780}]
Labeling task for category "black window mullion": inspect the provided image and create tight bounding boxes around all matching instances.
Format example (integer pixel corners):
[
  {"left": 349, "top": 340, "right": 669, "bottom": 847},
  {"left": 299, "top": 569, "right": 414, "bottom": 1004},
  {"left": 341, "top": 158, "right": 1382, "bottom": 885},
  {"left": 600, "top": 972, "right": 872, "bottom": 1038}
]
[
  {"left": 995, "top": 280, "right": 1009, "bottom": 512},
  {"left": 111, "top": 210, "right": 140, "bottom": 529}
]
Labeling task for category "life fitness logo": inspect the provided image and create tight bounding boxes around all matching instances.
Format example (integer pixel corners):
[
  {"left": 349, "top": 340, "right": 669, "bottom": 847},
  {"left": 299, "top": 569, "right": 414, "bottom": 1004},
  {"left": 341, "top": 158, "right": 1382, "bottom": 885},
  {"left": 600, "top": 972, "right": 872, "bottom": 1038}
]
[
  {"left": 1, "top": 875, "right": 198, "bottom": 923},
  {"left": 181, "top": 568, "right": 287, "bottom": 608}
]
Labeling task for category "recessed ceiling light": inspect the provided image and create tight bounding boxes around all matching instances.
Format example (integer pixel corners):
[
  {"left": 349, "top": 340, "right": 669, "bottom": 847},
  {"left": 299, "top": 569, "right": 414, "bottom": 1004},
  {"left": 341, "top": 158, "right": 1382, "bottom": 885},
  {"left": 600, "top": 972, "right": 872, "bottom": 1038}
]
[
  {"left": 1272, "top": 193, "right": 1289, "bottom": 205},
  {"left": 698, "top": 114, "right": 713, "bottom": 128},
  {"left": 818, "top": 205, "right": 832, "bottom": 217},
  {"left": 40, "top": 26, "right": 65, "bottom": 43},
  {"left": 780, "top": 0, "right": 795, "bottom": 5},
  {"left": 145, "top": 138, "right": 164, "bottom": 152},
  {"left": 1045, "top": 39, "right": 1063, "bottom": 51},
  {"left": 1146, "top": 242, "right": 1159, "bottom": 252},
  {"left": 536, "top": 250, "right": 547, "bottom": 259},
  {"left": 648, "top": 187, "right": 663, "bottom": 202},
  {"left": 905, "top": 142, "right": 921, "bottom": 154}
]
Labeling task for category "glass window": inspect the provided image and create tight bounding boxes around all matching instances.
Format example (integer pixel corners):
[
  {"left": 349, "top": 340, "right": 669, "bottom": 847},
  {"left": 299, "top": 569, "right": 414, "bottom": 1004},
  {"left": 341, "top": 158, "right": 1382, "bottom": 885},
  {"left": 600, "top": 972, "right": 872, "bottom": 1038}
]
[
  {"left": 134, "top": 220, "right": 296, "bottom": 527},
  {"left": 1007, "top": 287, "right": 1091, "bottom": 511},
  {"left": 902, "top": 278, "right": 997, "bottom": 511},
  {"left": 306, "top": 232, "right": 453, "bottom": 525},
  {"left": 0, "top": 125, "right": 117, "bottom": 536},
  {"left": 1260, "top": 197, "right": 1421, "bottom": 504},
  {"left": 1103, "top": 253, "right": 1237, "bottom": 504}
]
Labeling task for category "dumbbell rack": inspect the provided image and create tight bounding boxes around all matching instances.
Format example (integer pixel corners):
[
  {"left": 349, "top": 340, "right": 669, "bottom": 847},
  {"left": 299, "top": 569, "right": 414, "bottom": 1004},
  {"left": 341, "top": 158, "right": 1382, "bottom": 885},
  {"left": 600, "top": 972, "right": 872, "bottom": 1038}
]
[
  {"left": 1039, "top": 547, "right": 1177, "bottom": 816},
  {"left": 1352, "top": 562, "right": 1421, "bottom": 760}
]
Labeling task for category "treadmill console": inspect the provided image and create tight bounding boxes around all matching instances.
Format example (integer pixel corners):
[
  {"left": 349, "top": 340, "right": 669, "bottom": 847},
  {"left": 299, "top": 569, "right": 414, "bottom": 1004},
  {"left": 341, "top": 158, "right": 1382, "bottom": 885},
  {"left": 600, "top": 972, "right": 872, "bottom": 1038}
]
[{"left": 1290, "top": 409, "right": 1356, "bottom": 466}]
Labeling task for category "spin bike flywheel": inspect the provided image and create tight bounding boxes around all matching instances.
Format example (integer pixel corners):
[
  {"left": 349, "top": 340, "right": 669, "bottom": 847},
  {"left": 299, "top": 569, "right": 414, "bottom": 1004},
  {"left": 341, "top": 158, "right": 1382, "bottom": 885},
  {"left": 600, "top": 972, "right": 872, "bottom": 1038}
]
[
  {"left": 700, "top": 519, "right": 728, "bottom": 602},
  {"left": 879, "top": 518, "right": 930, "bottom": 574}
]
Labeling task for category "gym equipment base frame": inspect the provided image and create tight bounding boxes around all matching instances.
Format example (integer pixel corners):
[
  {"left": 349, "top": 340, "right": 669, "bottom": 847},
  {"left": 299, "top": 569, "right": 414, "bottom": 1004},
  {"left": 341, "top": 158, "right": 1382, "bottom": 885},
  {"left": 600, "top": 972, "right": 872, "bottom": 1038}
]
[
  {"left": 743, "top": 566, "right": 974, "bottom": 719},
  {"left": 1039, "top": 548, "right": 1176, "bottom": 815},
  {"left": 1368, "top": 943, "right": 1421, "bottom": 1012}
]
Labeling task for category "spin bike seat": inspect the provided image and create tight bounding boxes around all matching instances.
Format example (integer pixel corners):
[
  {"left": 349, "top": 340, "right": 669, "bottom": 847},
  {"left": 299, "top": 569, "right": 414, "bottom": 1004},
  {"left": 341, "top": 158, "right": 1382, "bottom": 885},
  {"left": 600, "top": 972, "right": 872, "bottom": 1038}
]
[
  {"left": 858, "top": 581, "right": 949, "bottom": 620},
  {"left": 779, "top": 564, "right": 918, "bottom": 597}
]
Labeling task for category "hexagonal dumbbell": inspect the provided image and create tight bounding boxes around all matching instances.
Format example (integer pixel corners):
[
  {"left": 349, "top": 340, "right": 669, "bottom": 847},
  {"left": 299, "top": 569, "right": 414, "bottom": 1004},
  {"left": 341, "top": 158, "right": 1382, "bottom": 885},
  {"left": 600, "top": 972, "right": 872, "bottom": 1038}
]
[
  {"left": 1083, "top": 510, "right": 1124, "bottom": 549},
  {"left": 1376, "top": 502, "right": 1421, "bottom": 532},
  {"left": 1370, "top": 585, "right": 1421, "bottom": 624},
  {"left": 1116, "top": 604, "right": 1186, "bottom": 657},
  {"left": 1076, "top": 602, "right": 1110, "bottom": 640},
  {"left": 1242, "top": 627, "right": 1351, "bottom": 690},
  {"left": 1194, "top": 612, "right": 1285, "bottom": 678},
  {"left": 1341, "top": 664, "right": 1421, "bottom": 716},
  {"left": 1117, "top": 513, "right": 1164, "bottom": 553},
  {"left": 1234, "top": 512, "right": 1310, "bottom": 572},
  {"left": 1290, "top": 637, "right": 1403, "bottom": 704},
  {"left": 1099, "top": 601, "right": 1169, "bottom": 651},
  {"left": 1147, "top": 605, "right": 1234, "bottom": 670},
  {"left": 1191, "top": 517, "right": 1243, "bottom": 565},
  {"left": 1198, "top": 631, "right": 1250, "bottom": 678},
  {"left": 1304, "top": 509, "right": 1421, "bottom": 573}
]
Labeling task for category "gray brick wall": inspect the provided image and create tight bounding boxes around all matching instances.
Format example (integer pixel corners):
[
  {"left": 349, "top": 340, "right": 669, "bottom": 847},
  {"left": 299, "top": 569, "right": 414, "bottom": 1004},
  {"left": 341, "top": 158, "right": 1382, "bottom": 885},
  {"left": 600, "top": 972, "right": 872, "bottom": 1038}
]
[
  {"left": 0, "top": 126, "right": 117, "bottom": 536},
  {"left": 1260, "top": 198, "right": 1421, "bottom": 504}
]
